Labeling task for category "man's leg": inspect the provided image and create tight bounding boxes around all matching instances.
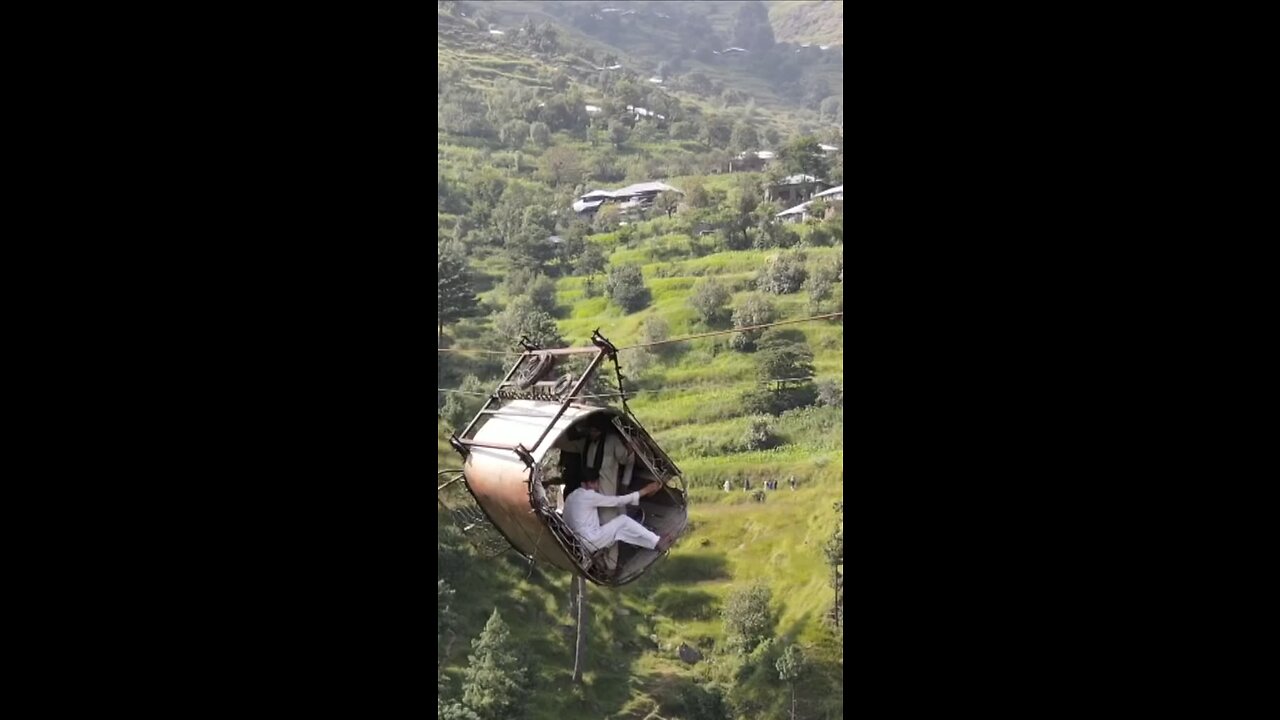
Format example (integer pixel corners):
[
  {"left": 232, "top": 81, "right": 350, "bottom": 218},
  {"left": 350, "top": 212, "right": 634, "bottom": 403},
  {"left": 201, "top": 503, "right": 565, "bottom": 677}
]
[{"left": 596, "top": 515, "right": 660, "bottom": 550}]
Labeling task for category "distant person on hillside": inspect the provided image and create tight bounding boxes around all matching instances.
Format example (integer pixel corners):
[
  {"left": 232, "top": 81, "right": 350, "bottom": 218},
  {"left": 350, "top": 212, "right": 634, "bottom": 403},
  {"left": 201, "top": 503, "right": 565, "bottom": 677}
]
[
  {"left": 564, "top": 469, "right": 675, "bottom": 566},
  {"left": 789, "top": 476, "right": 797, "bottom": 491},
  {"left": 743, "top": 478, "right": 751, "bottom": 492},
  {"left": 723, "top": 479, "right": 733, "bottom": 492}
]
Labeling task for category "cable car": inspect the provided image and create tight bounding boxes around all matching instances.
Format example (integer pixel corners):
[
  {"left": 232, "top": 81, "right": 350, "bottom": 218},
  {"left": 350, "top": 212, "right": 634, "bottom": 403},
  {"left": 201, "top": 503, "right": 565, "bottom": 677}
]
[{"left": 439, "top": 331, "right": 688, "bottom": 586}]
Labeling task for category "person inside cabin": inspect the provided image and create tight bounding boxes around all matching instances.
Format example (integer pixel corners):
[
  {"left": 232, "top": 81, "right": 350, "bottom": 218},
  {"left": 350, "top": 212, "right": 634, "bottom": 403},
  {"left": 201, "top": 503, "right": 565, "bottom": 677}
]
[
  {"left": 563, "top": 468, "right": 675, "bottom": 567},
  {"left": 583, "top": 421, "right": 636, "bottom": 572}
]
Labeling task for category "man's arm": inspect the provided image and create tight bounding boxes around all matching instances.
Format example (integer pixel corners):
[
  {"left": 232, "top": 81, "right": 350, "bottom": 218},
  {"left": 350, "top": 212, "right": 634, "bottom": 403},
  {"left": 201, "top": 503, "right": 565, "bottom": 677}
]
[{"left": 585, "top": 490, "right": 640, "bottom": 508}]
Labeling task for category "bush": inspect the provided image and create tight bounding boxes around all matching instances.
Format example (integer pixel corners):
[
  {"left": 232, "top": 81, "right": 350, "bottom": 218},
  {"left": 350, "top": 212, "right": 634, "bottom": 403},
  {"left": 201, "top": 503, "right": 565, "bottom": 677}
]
[
  {"left": 639, "top": 315, "right": 678, "bottom": 355},
  {"left": 740, "top": 417, "right": 779, "bottom": 451},
  {"left": 730, "top": 295, "right": 776, "bottom": 352},
  {"left": 804, "top": 264, "right": 839, "bottom": 312},
  {"left": 722, "top": 582, "right": 773, "bottom": 654},
  {"left": 742, "top": 385, "right": 817, "bottom": 416},
  {"left": 816, "top": 378, "right": 844, "bottom": 407},
  {"left": 756, "top": 250, "right": 808, "bottom": 294},
  {"left": 605, "top": 263, "right": 651, "bottom": 313},
  {"left": 689, "top": 277, "right": 731, "bottom": 326},
  {"left": 440, "top": 376, "right": 488, "bottom": 432}
]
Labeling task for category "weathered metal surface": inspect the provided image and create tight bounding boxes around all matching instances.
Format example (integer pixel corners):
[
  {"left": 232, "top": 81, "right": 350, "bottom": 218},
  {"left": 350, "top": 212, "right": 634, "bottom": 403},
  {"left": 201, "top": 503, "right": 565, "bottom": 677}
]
[{"left": 464, "top": 401, "right": 605, "bottom": 573}]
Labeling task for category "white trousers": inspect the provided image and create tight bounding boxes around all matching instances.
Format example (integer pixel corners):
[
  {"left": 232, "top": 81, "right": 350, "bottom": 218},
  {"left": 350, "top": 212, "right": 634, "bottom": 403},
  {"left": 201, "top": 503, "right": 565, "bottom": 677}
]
[{"left": 584, "top": 515, "right": 659, "bottom": 553}]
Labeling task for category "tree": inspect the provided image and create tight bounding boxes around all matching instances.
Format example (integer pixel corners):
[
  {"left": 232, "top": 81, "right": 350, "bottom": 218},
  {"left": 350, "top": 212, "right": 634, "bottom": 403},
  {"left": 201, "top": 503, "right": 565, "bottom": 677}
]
[
  {"left": 503, "top": 269, "right": 559, "bottom": 316},
  {"left": 528, "top": 121, "right": 551, "bottom": 147},
  {"left": 804, "top": 264, "right": 838, "bottom": 312},
  {"left": 807, "top": 198, "right": 832, "bottom": 220},
  {"left": 461, "top": 609, "right": 526, "bottom": 720},
  {"left": 593, "top": 204, "right": 621, "bottom": 232},
  {"left": 684, "top": 179, "right": 713, "bottom": 209},
  {"left": 495, "top": 296, "right": 564, "bottom": 348},
  {"left": 604, "top": 263, "right": 650, "bottom": 313},
  {"left": 689, "top": 277, "right": 731, "bottom": 325},
  {"left": 438, "top": 239, "right": 479, "bottom": 337},
  {"left": 731, "top": 0, "right": 775, "bottom": 49},
  {"left": 440, "top": 701, "right": 481, "bottom": 720},
  {"left": 440, "top": 375, "right": 488, "bottom": 429},
  {"left": 776, "top": 644, "right": 808, "bottom": 720},
  {"left": 722, "top": 582, "right": 773, "bottom": 654},
  {"left": 730, "top": 122, "right": 760, "bottom": 154},
  {"left": 757, "top": 250, "right": 808, "bottom": 294},
  {"left": 438, "top": 579, "right": 457, "bottom": 675},
  {"left": 699, "top": 114, "right": 733, "bottom": 149},
  {"left": 755, "top": 212, "right": 799, "bottom": 250},
  {"left": 573, "top": 242, "right": 607, "bottom": 279},
  {"left": 608, "top": 119, "right": 630, "bottom": 148},
  {"left": 538, "top": 145, "right": 582, "bottom": 186},
  {"left": 655, "top": 190, "right": 680, "bottom": 218},
  {"left": 499, "top": 119, "right": 527, "bottom": 148},
  {"left": 824, "top": 501, "right": 844, "bottom": 632},
  {"left": 639, "top": 314, "right": 677, "bottom": 357},
  {"left": 779, "top": 134, "right": 829, "bottom": 179},
  {"left": 730, "top": 295, "right": 775, "bottom": 351},
  {"left": 757, "top": 330, "right": 815, "bottom": 383}
]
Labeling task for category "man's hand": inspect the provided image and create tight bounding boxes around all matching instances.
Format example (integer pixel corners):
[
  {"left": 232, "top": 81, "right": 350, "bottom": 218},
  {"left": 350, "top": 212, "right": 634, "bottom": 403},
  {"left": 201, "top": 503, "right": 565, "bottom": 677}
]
[{"left": 639, "top": 481, "right": 663, "bottom": 498}]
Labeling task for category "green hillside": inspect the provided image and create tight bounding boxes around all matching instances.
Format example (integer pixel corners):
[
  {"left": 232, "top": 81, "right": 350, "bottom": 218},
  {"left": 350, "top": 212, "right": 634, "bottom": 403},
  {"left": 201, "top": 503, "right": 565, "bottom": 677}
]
[
  {"left": 446, "top": 0, "right": 844, "bottom": 124},
  {"left": 768, "top": 1, "right": 844, "bottom": 47},
  {"left": 438, "top": 3, "right": 843, "bottom": 718}
]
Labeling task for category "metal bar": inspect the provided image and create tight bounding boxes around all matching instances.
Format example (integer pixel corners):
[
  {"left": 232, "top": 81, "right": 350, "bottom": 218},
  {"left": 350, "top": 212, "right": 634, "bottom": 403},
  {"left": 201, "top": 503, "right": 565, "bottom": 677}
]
[
  {"left": 479, "top": 409, "right": 560, "bottom": 417},
  {"left": 519, "top": 345, "right": 599, "bottom": 356},
  {"left": 458, "top": 352, "right": 526, "bottom": 440},
  {"left": 456, "top": 439, "right": 521, "bottom": 451},
  {"left": 524, "top": 349, "right": 606, "bottom": 455}
]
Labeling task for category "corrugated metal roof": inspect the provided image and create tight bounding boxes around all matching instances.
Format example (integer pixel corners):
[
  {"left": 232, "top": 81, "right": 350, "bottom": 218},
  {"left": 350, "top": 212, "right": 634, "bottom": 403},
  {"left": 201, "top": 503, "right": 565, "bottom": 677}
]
[{"left": 778, "top": 174, "right": 825, "bottom": 185}]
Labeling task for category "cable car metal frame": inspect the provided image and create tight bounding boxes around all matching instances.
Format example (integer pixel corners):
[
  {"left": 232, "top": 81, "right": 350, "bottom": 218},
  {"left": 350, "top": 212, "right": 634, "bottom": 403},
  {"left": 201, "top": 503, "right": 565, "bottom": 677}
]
[{"left": 441, "top": 330, "right": 688, "bottom": 587}]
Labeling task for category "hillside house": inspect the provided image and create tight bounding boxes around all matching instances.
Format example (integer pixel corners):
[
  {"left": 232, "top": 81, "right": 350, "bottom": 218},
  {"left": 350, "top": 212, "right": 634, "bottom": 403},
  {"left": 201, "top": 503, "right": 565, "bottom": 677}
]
[
  {"left": 767, "top": 174, "right": 832, "bottom": 204},
  {"left": 729, "top": 150, "right": 775, "bottom": 172},
  {"left": 776, "top": 185, "right": 843, "bottom": 223},
  {"left": 571, "top": 181, "right": 682, "bottom": 217}
]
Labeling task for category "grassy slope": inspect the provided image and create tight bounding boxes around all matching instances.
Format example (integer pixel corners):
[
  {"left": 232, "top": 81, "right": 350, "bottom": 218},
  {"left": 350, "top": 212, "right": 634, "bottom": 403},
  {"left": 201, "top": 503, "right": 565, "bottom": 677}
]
[
  {"left": 768, "top": 0, "right": 845, "bottom": 47},
  {"left": 474, "top": 0, "right": 839, "bottom": 125},
  {"left": 438, "top": 218, "right": 845, "bottom": 718}
]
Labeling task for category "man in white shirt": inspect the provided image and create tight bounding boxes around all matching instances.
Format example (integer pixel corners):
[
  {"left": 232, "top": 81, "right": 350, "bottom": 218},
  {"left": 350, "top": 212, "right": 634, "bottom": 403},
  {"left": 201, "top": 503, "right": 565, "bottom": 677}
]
[
  {"left": 584, "top": 424, "right": 637, "bottom": 571},
  {"left": 563, "top": 469, "right": 674, "bottom": 563}
]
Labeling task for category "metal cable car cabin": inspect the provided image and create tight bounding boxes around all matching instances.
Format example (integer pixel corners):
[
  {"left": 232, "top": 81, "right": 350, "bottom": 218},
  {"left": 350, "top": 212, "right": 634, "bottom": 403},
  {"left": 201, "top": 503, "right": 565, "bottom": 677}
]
[{"left": 440, "top": 331, "right": 688, "bottom": 587}]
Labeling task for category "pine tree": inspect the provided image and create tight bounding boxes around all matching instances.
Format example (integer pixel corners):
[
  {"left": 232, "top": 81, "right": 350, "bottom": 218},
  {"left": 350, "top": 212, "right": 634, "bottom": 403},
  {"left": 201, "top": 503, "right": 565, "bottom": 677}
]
[
  {"left": 461, "top": 609, "right": 526, "bottom": 720},
  {"left": 438, "top": 239, "right": 478, "bottom": 337}
]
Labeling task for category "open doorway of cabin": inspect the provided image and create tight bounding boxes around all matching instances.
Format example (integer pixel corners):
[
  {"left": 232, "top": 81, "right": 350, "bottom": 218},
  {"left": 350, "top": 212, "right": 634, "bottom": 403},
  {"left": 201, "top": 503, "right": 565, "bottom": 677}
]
[{"left": 532, "top": 411, "right": 687, "bottom": 584}]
